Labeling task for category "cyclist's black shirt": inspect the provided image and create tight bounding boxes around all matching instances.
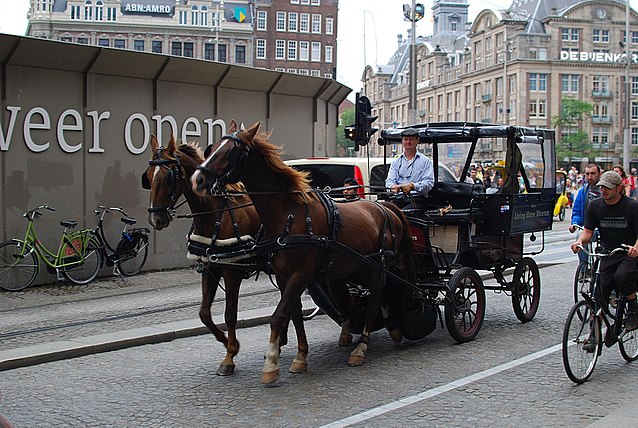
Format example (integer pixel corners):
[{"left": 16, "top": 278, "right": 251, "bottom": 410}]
[{"left": 584, "top": 196, "right": 638, "bottom": 251}]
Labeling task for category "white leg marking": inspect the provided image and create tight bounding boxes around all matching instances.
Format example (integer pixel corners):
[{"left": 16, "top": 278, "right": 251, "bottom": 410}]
[{"left": 263, "top": 337, "right": 281, "bottom": 373}]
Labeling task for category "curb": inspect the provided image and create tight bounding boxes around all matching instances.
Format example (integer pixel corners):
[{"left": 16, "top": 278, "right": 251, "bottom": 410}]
[{"left": 0, "top": 306, "right": 275, "bottom": 371}]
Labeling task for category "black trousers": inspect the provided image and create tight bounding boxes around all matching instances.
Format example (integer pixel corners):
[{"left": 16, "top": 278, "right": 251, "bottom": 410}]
[
  {"left": 599, "top": 253, "right": 638, "bottom": 299},
  {"left": 391, "top": 195, "right": 427, "bottom": 212}
]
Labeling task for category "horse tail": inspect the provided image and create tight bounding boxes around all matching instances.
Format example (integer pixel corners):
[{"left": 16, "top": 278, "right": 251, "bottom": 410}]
[{"left": 378, "top": 201, "right": 416, "bottom": 284}]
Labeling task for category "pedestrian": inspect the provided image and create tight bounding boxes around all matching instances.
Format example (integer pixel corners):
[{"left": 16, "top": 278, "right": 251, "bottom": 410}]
[
  {"left": 612, "top": 165, "right": 631, "bottom": 196},
  {"left": 343, "top": 177, "right": 360, "bottom": 200}
]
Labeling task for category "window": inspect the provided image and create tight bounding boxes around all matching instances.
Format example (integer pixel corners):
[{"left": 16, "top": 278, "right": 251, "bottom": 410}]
[
  {"left": 204, "top": 43, "right": 215, "bottom": 60},
  {"left": 324, "top": 73, "right": 333, "bottom": 79},
  {"left": 256, "top": 39, "right": 266, "bottom": 59},
  {"left": 276, "top": 40, "right": 285, "bottom": 59},
  {"left": 60, "top": 36, "right": 73, "bottom": 42},
  {"left": 70, "top": 5, "right": 81, "bottom": 19},
  {"left": 134, "top": 40, "right": 144, "bottom": 51},
  {"left": 276, "top": 11, "right": 286, "bottom": 31},
  {"left": 95, "top": 1, "right": 103, "bottom": 21},
  {"left": 633, "top": 31, "right": 638, "bottom": 44},
  {"left": 114, "top": 39, "right": 125, "bottom": 49},
  {"left": 592, "top": 127, "right": 610, "bottom": 146},
  {"left": 184, "top": 42, "right": 194, "bottom": 57},
  {"left": 107, "top": 6, "right": 116, "bottom": 21},
  {"left": 291, "top": 0, "right": 299, "bottom": 3},
  {"left": 311, "top": 0, "right": 320, "bottom": 4},
  {"left": 593, "top": 29, "right": 610, "bottom": 43},
  {"left": 299, "top": 69, "right": 309, "bottom": 76},
  {"left": 593, "top": 75, "right": 610, "bottom": 92},
  {"left": 191, "top": 6, "right": 200, "bottom": 26},
  {"left": 312, "top": 14, "right": 321, "bottom": 33},
  {"left": 561, "top": 74, "right": 579, "bottom": 93},
  {"left": 325, "top": 17, "right": 333, "bottom": 35},
  {"left": 594, "top": 103, "right": 609, "bottom": 116},
  {"left": 171, "top": 41, "right": 182, "bottom": 56},
  {"left": 631, "top": 101, "right": 638, "bottom": 120},
  {"left": 179, "top": 10, "right": 187, "bottom": 25},
  {"left": 235, "top": 45, "right": 246, "bottom": 64},
  {"left": 325, "top": 45, "right": 333, "bottom": 63},
  {"left": 77, "top": 37, "right": 88, "bottom": 44},
  {"left": 529, "top": 99, "right": 546, "bottom": 118},
  {"left": 299, "top": 41, "right": 309, "bottom": 61},
  {"left": 311, "top": 42, "right": 321, "bottom": 61},
  {"left": 84, "top": 0, "right": 93, "bottom": 20},
  {"left": 288, "top": 12, "right": 298, "bottom": 32},
  {"left": 257, "top": 10, "right": 267, "bottom": 30},
  {"left": 529, "top": 73, "right": 547, "bottom": 91},
  {"left": 152, "top": 41, "right": 163, "bottom": 54},
  {"left": 311, "top": 69, "right": 320, "bottom": 77},
  {"left": 98, "top": 38, "right": 109, "bottom": 47},
  {"left": 287, "top": 40, "right": 297, "bottom": 60},
  {"left": 632, "top": 128, "right": 638, "bottom": 145},
  {"left": 561, "top": 28, "right": 579, "bottom": 42},
  {"left": 201, "top": 7, "right": 208, "bottom": 26},
  {"left": 287, "top": 68, "right": 297, "bottom": 74},
  {"left": 300, "top": 13, "right": 310, "bottom": 32},
  {"left": 218, "top": 44, "right": 227, "bottom": 62},
  {"left": 632, "top": 76, "right": 638, "bottom": 95}
]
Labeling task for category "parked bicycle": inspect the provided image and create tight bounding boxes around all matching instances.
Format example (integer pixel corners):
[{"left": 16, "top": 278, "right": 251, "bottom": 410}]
[
  {"left": 0, "top": 205, "right": 102, "bottom": 291},
  {"left": 562, "top": 244, "right": 638, "bottom": 384},
  {"left": 571, "top": 224, "right": 600, "bottom": 304},
  {"left": 92, "top": 206, "right": 149, "bottom": 277}
]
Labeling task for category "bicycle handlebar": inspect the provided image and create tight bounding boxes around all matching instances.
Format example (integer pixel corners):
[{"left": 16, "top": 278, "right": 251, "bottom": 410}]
[
  {"left": 575, "top": 244, "right": 630, "bottom": 258},
  {"left": 94, "top": 205, "right": 129, "bottom": 217}
]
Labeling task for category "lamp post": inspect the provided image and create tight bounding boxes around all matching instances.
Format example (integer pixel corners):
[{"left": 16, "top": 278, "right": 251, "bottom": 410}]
[
  {"left": 623, "top": 0, "right": 631, "bottom": 171},
  {"left": 408, "top": 0, "right": 417, "bottom": 124}
]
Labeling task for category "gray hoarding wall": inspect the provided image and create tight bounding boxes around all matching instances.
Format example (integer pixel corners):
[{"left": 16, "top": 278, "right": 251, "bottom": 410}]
[{"left": 0, "top": 34, "right": 350, "bottom": 283}]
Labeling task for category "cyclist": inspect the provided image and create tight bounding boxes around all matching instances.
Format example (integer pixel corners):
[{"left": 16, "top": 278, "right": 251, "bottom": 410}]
[
  {"left": 385, "top": 128, "right": 434, "bottom": 211},
  {"left": 569, "top": 163, "right": 602, "bottom": 262},
  {"left": 570, "top": 170, "right": 638, "bottom": 332}
]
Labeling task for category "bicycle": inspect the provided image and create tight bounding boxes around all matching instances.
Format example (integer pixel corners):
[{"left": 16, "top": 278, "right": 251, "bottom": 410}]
[
  {"left": 92, "top": 206, "right": 150, "bottom": 277},
  {"left": 571, "top": 224, "right": 600, "bottom": 305},
  {"left": 562, "top": 244, "right": 638, "bottom": 384},
  {"left": 0, "top": 205, "right": 103, "bottom": 291}
]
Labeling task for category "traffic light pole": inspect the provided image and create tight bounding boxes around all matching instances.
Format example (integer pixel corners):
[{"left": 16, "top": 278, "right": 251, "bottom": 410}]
[{"left": 408, "top": 0, "right": 417, "bottom": 125}]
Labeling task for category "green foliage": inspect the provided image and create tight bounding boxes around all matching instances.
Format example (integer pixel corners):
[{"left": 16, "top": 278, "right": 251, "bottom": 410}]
[
  {"left": 552, "top": 98, "right": 597, "bottom": 162},
  {"left": 337, "top": 107, "right": 356, "bottom": 156}
]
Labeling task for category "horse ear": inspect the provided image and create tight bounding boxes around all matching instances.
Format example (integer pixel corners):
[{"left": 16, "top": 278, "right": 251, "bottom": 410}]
[
  {"left": 245, "top": 122, "right": 261, "bottom": 140},
  {"left": 166, "top": 134, "right": 177, "bottom": 155},
  {"left": 150, "top": 135, "right": 159, "bottom": 152},
  {"left": 228, "top": 120, "right": 238, "bottom": 133}
]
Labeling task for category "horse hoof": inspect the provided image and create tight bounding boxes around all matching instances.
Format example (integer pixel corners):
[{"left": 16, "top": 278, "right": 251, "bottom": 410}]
[
  {"left": 289, "top": 360, "right": 308, "bottom": 373},
  {"left": 388, "top": 328, "right": 403, "bottom": 343},
  {"left": 338, "top": 334, "right": 353, "bottom": 346},
  {"left": 261, "top": 369, "right": 280, "bottom": 385},
  {"left": 216, "top": 364, "right": 235, "bottom": 376},
  {"left": 347, "top": 355, "right": 364, "bottom": 367}
]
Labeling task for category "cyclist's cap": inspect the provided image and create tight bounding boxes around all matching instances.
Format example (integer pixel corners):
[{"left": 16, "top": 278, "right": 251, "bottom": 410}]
[
  {"left": 401, "top": 128, "right": 419, "bottom": 137},
  {"left": 597, "top": 170, "right": 622, "bottom": 188}
]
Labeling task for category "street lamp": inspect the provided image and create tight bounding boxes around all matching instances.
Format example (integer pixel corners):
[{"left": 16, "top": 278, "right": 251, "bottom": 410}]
[
  {"left": 623, "top": 0, "right": 631, "bottom": 171},
  {"left": 403, "top": 2, "right": 424, "bottom": 124}
]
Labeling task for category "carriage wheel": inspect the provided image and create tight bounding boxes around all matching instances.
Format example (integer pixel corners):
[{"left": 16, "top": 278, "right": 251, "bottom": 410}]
[
  {"left": 558, "top": 206, "right": 566, "bottom": 221},
  {"left": 444, "top": 267, "right": 485, "bottom": 343},
  {"left": 511, "top": 257, "right": 541, "bottom": 323}
]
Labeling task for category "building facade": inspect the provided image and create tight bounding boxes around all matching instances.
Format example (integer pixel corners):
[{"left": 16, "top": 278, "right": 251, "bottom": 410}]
[
  {"left": 361, "top": 0, "right": 638, "bottom": 169},
  {"left": 252, "top": 0, "right": 337, "bottom": 78},
  {"left": 24, "top": 0, "right": 337, "bottom": 74}
]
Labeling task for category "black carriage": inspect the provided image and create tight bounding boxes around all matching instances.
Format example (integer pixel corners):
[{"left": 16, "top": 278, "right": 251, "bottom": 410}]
[{"left": 376, "top": 123, "right": 556, "bottom": 334}]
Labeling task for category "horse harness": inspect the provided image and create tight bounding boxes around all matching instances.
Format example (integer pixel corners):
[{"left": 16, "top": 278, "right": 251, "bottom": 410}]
[{"left": 142, "top": 145, "right": 184, "bottom": 215}]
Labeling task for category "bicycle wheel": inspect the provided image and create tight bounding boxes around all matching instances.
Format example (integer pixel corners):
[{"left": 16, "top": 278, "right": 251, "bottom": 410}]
[
  {"left": 301, "top": 289, "right": 321, "bottom": 321},
  {"left": 562, "top": 300, "right": 600, "bottom": 384},
  {"left": 619, "top": 304, "right": 638, "bottom": 362},
  {"left": 0, "top": 240, "right": 39, "bottom": 291},
  {"left": 115, "top": 235, "right": 149, "bottom": 276},
  {"left": 62, "top": 236, "right": 102, "bottom": 285},
  {"left": 573, "top": 260, "right": 591, "bottom": 304}
]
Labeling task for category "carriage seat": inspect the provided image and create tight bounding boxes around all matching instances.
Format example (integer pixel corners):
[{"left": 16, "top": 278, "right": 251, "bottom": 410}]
[
  {"left": 426, "top": 181, "right": 484, "bottom": 210},
  {"left": 420, "top": 207, "right": 484, "bottom": 225}
]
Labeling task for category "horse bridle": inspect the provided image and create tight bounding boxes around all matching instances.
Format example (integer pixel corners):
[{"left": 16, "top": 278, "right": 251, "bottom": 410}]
[
  {"left": 197, "top": 132, "right": 248, "bottom": 194},
  {"left": 141, "top": 146, "right": 184, "bottom": 215}
]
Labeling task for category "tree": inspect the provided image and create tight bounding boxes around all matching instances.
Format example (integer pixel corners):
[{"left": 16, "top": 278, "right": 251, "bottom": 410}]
[
  {"left": 337, "top": 107, "right": 355, "bottom": 156},
  {"left": 552, "top": 98, "right": 595, "bottom": 165}
]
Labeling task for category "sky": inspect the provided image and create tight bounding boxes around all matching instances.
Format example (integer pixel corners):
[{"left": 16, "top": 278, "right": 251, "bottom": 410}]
[{"left": 1, "top": 0, "right": 637, "bottom": 96}]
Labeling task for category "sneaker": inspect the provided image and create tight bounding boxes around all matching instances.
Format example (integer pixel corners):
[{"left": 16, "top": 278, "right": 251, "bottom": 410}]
[
  {"left": 604, "top": 325, "right": 618, "bottom": 347},
  {"left": 625, "top": 299, "right": 638, "bottom": 332}
]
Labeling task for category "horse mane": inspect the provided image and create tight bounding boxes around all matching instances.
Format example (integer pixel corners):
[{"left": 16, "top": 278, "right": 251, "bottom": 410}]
[{"left": 247, "top": 131, "right": 315, "bottom": 204}]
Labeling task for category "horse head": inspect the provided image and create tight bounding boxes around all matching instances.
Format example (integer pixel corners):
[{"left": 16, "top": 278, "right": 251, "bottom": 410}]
[
  {"left": 192, "top": 121, "right": 260, "bottom": 197},
  {"left": 142, "top": 134, "right": 185, "bottom": 230}
]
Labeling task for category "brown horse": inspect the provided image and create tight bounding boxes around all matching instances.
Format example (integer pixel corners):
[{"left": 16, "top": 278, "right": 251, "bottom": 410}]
[
  {"left": 191, "top": 122, "right": 415, "bottom": 384},
  {"left": 141, "top": 125, "right": 261, "bottom": 375}
]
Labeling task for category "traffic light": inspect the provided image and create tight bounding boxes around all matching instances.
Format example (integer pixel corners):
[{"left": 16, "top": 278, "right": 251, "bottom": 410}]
[
  {"left": 414, "top": 3, "right": 425, "bottom": 21},
  {"left": 344, "top": 126, "right": 356, "bottom": 141},
  {"left": 354, "top": 93, "right": 378, "bottom": 145}
]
